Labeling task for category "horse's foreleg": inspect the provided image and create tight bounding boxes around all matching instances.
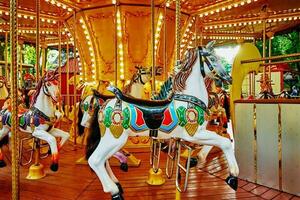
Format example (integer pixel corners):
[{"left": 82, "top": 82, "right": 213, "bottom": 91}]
[
  {"left": 105, "top": 161, "right": 124, "bottom": 194},
  {"left": 88, "top": 132, "right": 128, "bottom": 198},
  {"left": 32, "top": 129, "right": 59, "bottom": 172},
  {"left": 49, "top": 128, "right": 70, "bottom": 151},
  {"left": 0, "top": 148, "right": 6, "bottom": 167}
]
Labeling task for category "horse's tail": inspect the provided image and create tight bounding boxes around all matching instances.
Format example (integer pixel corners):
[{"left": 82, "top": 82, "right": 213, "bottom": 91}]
[
  {"left": 85, "top": 106, "right": 101, "bottom": 160},
  {"left": 77, "top": 103, "right": 85, "bottom": 136},
  {"left": 0, "top": 135, "right": 8, "bottom": 148}
]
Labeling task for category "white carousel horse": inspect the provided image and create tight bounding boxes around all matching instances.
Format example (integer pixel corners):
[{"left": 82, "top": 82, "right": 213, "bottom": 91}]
[
  {"left": 0, "top": 70, "right": 69, "bottom": 170},
  {"left": 0, "top": 76, "right": 9, "bottom": 110},
  {"left": 79, "top": 66, "right": 160, "bottom": 176},
  {"left": 85, "top": 44, "right": 239, "bottom": 199}
]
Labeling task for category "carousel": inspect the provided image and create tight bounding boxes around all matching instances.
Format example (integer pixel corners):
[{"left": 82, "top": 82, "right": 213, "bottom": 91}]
[{"left": 0, "top": 0, "right": 300, "bottom": 199}]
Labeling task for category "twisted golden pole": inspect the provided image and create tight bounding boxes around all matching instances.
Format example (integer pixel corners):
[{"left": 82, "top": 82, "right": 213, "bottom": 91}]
[
  {"left": 175, "top": 0, "right": 181, "bottom": 71},
  {"left": 4, "top": 32, "right": 8, "bottom": 81},
  {"left": 163, "top": 3, "right": 167, "bottom": 80},
  {"left": 151, "top": 0, "right": 156, "bottom": 93},
  {"left": 73, "top": 11, "right": 77, "bottom": 148},
  {"left": 114, "top": 1, "right": 118, "bottom": 86},
  {"left": 36, "top": 0, "right": 40, "bottom": 80},
  {"left": 10, "top": 0, "right": 20, "bottom": 199}
]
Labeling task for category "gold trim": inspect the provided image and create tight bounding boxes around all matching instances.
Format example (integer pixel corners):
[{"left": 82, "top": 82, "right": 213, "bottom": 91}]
[{"left": 278, "top": 104, "right": 282, "bottom": 190}]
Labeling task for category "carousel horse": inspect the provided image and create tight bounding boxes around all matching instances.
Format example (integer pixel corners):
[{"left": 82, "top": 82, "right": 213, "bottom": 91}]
[
  {"left": 0, "top": 76, "right": 9, "bottom": 107},
  {"left": 79, "top": 66, "right": 160, "bottom": 173},
  {"left": 85, "top": 44, "right": 239, "bottom": 199},
  {"left": 0, "top": 69, "right": 69, "bottom": 171}
]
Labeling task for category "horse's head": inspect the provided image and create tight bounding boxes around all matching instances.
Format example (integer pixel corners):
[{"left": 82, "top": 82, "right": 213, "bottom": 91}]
[
  {"left": 133, "top": 66, "right": 152, "bottom": 85},
  {"left": 0, "top": 76, "right": 7, "bottom": 88},
  {"left": 41, "top": 69, "right": 60, "bottom": 103},
  {"left": 80, "top": 95, "right": 98, "bottom": 128},
  {"left": 198, "top": 41, "right": 232, "bottom": 84}
]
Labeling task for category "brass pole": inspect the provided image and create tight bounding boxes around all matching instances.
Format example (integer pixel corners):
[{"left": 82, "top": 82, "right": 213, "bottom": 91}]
[
  {"left": 114, "top": 1, "right": 118, "bottom": 86},
  {"left": 151, "top": 0, "right": 156, "bottom": 94},
  {"left": 73, "top": 11, "right": 77, "bottom": 148},
  {"left": 19, "top": 41, "right": 23, "bottom": 87},
  {"left": 163, "top": 3, "right": 167, "bottom": 80},
  {"left": 175, "top": 0, "right": 181, "bottom": 69},
  {"left": 260, "top": 59, "right": 300, "bottom": 66},
  {"left": 252, "top": 72, "right": 255, "bottom": 96},
  {"left": 262, "top": 19, "right": 266, "bottom": 79},
  {"left": 241, "top": 53, "right": 300, "bottom": 64},
  {"left": 36, "top": 0, "right": 40, "bottom": 80},
  {"left": 41, "top": 44, "right": 47, "bottom": 76},
  {"left": 268, "top": 37, "right": 272, "bottom": 79},
  {"left": 58, "top": 22, "right": 62, "bottom": 97},
  {"left": 5, "top": 32, "right": 8, "bottom": 81},
  {"left": 10, "top": 0, "right": 20, "bottom": 199},
  {"left": 66, "top": 40, "right": 70, "bottom": 117},
  {"left": 249, "top": 73, "right": 252, "bottom": 97}
]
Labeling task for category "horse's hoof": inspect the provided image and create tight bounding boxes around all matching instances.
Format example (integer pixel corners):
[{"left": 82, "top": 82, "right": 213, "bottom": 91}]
[
  {"left": 189, "top": 157, "right": 198, "bottom": 168},
  {"left": 111, "top": 192, "right": 124, "bottom": 200},
  {"left": 120, "top": 163, "right": 128, "bottom": 172},
  {"left": 116, "top": 182, "right": 124, "bottom": 194},
  {"left": 50, "top": 163, "right": 59, "bottom": 172},
  {"left": 0, "top": 160, "right": 6, "bottom": 168},
  {"left": 225, "top": 175, "right": 238, "bottom": 191}
]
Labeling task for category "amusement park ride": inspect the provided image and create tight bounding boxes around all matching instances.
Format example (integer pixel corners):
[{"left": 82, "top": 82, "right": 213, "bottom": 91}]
[{"left": 0, "top": 0, "right": 300, "bottom": 199}]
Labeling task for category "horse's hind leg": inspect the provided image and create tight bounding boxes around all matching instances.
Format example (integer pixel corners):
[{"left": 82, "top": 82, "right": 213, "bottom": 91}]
[
  {"left": 188, "top": 129, "right": 239, "bottom": 190},
  {"left": 197, "top": 145, "right": 213, "bottom": 163},
  {"left": 49, "top": 128, "right": 70, "bottom": 151},
  {"left": 32, "top": 129, "right": 59, "bottom": 172},
  {"left": 88, "top": 131, "right": 128, "bottom": 198},
  {"left": 0, "top": 127, "right": 9, "bottom": 141}
]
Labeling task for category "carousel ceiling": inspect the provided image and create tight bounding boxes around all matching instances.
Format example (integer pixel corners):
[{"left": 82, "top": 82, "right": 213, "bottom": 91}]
[{"left": 0, "top": 0, "right": 300, "bottom": 83}]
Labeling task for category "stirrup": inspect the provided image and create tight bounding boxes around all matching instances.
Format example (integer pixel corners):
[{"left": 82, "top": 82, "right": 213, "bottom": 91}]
[
  {"left": 20, "top": 136, "right": 34, "bottom": 166},
  {"left": 165, "top": 138, "right": 179, "bottom": 179},
  {"left": 150, "top": 138, "right": 161, "bottom": 172},
  {"left": 175, "top": 140, "right": 193, "bottom": 193}
]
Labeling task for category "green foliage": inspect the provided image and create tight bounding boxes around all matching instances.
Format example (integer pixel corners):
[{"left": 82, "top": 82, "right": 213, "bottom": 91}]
[
  {"left": 23, "top": 44, "right": 36, "bottom": 65},
  {"left": 256, "top": 31, "right": 300, "bottom": 89}
]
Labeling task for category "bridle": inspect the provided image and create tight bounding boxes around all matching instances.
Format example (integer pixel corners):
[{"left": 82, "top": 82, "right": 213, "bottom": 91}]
[
  {"left": 134, "top": 68, "right": 151, "bottom": 85},
  {"left": 43, "top": 80, "right": 59, "bottom": 103},
  {"left": 198, "top": 47, "right": 219, "bottom": 79}
]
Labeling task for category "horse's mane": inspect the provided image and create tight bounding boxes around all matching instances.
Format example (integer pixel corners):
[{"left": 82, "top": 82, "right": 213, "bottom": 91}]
[
  {"left": 123, "top": 72, "right": 139, "bottom": 94},
  {"left": 30, "top": 70, "right": 58, "bottom": 107},
  {"left": 172, "top": 48, "right": 198, "bottom": 92},
  {"left": 30, "top": 79, "right": 43, "bottom": 107},
  {"left": 152, "top": 76, "right": 173, "bottom": 100}
]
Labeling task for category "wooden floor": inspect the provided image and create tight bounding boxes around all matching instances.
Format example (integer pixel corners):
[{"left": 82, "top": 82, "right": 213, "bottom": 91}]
[{"left": 0, "top": 143, "right": 299, "bottom": 200}]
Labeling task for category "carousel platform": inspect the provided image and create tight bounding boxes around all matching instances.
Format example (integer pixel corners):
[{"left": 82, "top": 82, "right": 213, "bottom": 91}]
[{"left": 0, "top": 144, "right": 299, "bottom": 200}]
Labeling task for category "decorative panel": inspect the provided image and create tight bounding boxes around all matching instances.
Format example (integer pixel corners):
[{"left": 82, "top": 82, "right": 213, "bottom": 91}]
[
  {"left": 281, "top": 104, "right": 300, "bottom": 196},
  {"left": 234, "top": 103, "right": 255, "bottom": 182},
  {"left": 256, "top": 104, "right": 279, "bottom": 189},
  {"left": 85, "top": 7, "right": 115, "bottom": 80}
]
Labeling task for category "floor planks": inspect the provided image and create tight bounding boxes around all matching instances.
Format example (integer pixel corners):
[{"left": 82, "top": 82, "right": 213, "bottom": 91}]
[{"left": 0, "top": 143, "right": 299, "bottom": 200}]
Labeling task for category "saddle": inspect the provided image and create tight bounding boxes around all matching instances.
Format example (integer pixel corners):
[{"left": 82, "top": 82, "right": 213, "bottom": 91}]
[
  {"left": 109, "top": 86, "right": 173, "bottom": 130},
  {"left": 93, "top": 90, "right": 115, "bottom": 101}
]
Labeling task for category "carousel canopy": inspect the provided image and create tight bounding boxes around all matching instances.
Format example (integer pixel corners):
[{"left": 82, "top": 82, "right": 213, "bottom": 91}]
[{"left": 0, "top": 0, "right": 300, "bottom": 82}]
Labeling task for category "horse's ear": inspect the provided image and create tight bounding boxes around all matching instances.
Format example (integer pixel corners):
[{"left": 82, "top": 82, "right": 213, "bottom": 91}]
[{"left": 206, "top": 41, "right": 216, "bottom": 51}]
